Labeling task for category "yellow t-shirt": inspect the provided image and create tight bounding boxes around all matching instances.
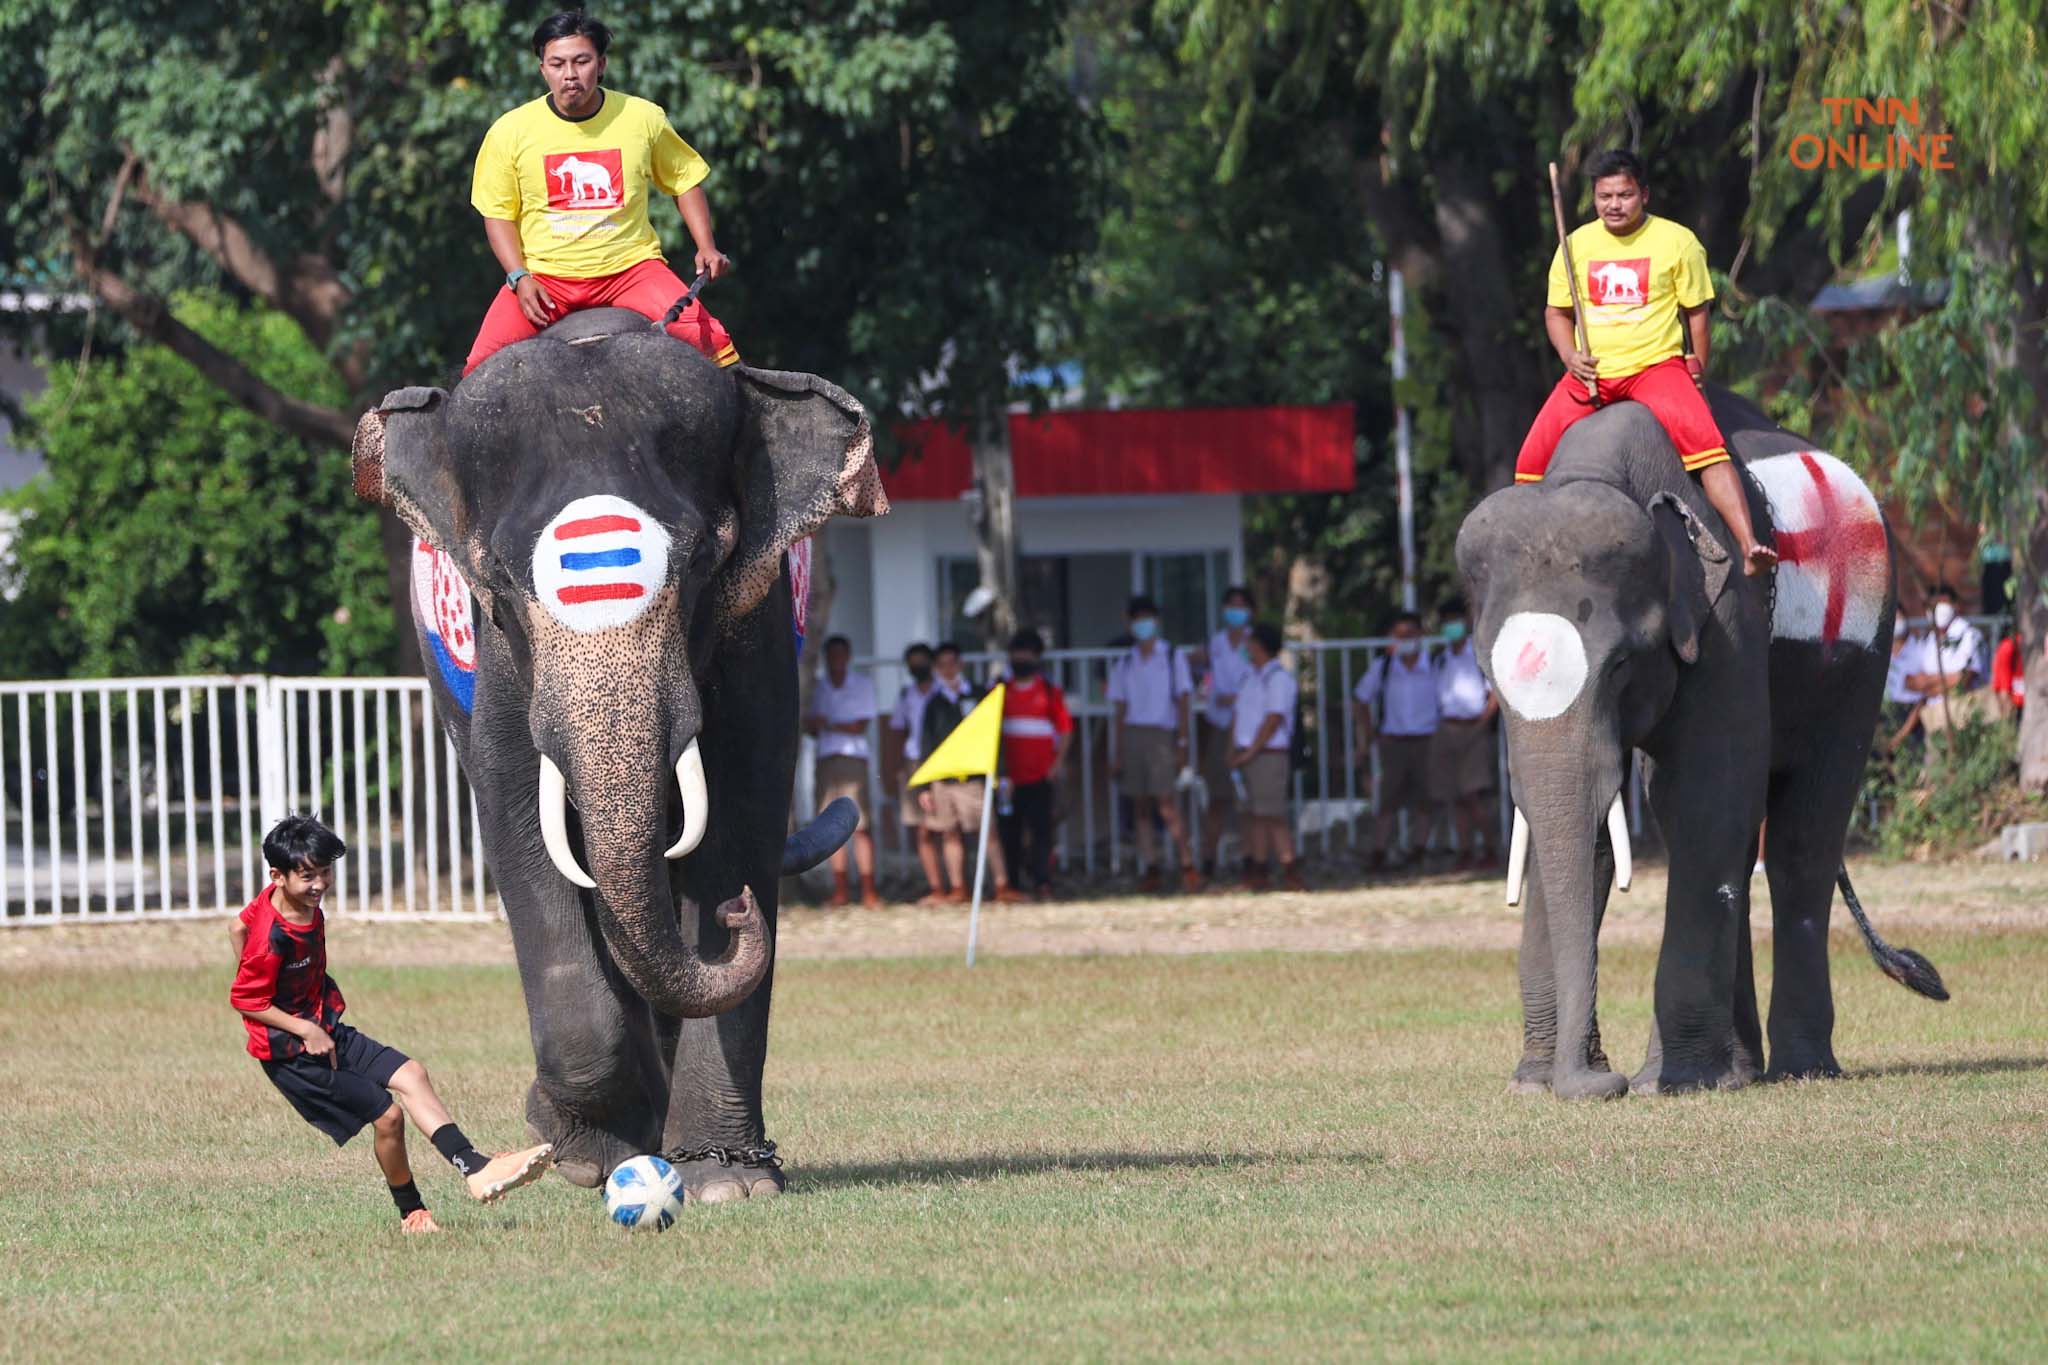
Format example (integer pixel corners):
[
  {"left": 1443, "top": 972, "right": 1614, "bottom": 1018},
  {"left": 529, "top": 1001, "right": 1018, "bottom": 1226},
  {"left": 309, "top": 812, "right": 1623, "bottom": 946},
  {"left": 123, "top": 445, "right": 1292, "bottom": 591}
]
[
  {"left": 470, "top": 91, "right": 709, "bottom": 279},
  {"left": 1545, "top": 214, "right": 1713, "bottom": 379}
]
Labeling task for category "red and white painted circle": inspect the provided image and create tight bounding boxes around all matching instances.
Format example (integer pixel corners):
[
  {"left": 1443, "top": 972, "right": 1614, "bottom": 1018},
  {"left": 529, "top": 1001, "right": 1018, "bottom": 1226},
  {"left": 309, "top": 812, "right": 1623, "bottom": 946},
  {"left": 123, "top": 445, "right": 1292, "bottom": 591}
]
[
  {"left": 1749, "top": 450, "right": 1887, "bottom": 650},
  {"left": 1490, "top": 612, "right": 1589, "bottom": 722},
  {"left": 410, "top": 539, "right": 476, "bottom": 669},
  {"left": 533, "top": 494, "right": 671, "bottom": 633}
]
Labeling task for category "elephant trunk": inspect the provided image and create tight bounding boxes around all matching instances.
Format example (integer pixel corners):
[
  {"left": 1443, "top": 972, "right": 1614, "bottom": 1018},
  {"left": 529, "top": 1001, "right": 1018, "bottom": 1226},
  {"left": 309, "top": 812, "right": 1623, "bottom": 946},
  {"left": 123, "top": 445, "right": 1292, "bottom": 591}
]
[
  {"left": 528, "top": 602, "right": 768, "bottom": 1020},
  {"left": 1510, "top": 724, "right": 1629, "bottom": 1100}
]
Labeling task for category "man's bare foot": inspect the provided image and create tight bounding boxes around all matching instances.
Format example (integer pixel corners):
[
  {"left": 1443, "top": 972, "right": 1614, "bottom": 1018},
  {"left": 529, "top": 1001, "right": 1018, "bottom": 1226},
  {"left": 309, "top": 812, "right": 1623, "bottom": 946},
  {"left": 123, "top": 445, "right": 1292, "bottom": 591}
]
[
  {"left": 1742, "top": 542, "right": 1779, "bottom": 577},
  {"left": 466, "top": 1143, "right": 554, "bottom": 1202},
  {"left": 401, "top": 1208, "right": 442, "bottom": 1234}
]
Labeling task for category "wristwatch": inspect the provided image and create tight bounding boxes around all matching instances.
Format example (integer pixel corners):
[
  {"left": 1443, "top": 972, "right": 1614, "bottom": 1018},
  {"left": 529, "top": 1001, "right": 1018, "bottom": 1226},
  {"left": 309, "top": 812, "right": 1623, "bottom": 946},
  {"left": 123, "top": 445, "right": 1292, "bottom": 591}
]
[{"left": 506, "top": 268, "right": 531, "bottom": 290}]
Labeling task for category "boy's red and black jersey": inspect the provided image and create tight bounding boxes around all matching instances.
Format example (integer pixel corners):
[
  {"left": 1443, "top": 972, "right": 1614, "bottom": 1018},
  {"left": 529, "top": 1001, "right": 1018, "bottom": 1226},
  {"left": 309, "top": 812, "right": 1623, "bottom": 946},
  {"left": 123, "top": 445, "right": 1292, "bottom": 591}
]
[{"left": 229, "top": 886, "right": 345, "bottom": 1060}]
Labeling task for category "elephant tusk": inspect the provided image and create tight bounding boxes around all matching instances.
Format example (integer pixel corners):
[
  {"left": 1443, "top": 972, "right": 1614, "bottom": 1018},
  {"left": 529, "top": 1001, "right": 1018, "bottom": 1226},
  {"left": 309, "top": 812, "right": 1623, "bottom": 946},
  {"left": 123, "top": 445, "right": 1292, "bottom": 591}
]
[
  {"left": 664, "top": 738, "right": 708, "bottom": 860},
  {"left": 1505, "top": 806, "right": 1530, "bottom": 906},
  {"left": 539, "top": 755, "right": 597, "bottom": 889},
  {"left": 1607, "top": 793, "right": 1632, "bottom": 893}
]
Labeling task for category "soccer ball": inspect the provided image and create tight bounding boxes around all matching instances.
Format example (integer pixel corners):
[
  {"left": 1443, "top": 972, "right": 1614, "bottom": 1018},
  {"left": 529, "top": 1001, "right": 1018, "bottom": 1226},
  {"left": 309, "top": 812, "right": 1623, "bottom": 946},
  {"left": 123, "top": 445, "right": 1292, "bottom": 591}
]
[{"left": 605, "top": 1154, "right": 684, "bottom": 1231}]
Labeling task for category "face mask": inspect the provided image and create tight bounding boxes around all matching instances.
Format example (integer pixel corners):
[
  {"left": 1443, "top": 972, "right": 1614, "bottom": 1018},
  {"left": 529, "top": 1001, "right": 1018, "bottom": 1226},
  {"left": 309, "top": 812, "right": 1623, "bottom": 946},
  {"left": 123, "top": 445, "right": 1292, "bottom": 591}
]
[
  {"left": 1933, "top": 603, "right": 1957, "bottom": 630},
  {"left": 1010, "top": 658, "right": 1038, "bottom": 678},
  {"left": 1131, "top": 618, "right": 1159, "bottom": 642},
  {"left": 1442, "top": 621, "right": 1468, "bottom": 644},
  {"left": 909, "top": 663, "right": 933, "bottom": 684},
  {"left": 1222, "top": 606, "right": 1251, "bottom": 629},
  {"left": 1396, "top": 638, "right": 1421, "bottom": 658}
]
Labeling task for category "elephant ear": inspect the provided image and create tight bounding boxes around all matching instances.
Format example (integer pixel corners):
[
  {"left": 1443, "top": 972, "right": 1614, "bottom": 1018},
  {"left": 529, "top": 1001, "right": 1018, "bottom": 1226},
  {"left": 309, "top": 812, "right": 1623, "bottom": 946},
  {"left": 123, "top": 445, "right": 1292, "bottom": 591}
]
[
  {"left": 1647, "top": 491, "right": 1732, "bottom": 664},
  {"left": 351, "top": 386, "right": 463, "bottom": 559},
  {"left": 717, "top": 365, "right": 889, "bottom": 624}
]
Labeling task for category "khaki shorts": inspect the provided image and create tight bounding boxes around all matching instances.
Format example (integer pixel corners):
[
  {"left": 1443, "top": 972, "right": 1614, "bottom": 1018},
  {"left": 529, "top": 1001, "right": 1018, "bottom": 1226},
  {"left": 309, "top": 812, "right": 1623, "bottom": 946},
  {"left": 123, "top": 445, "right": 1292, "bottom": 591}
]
[
  {"left": 1376, "top": 734, "right": 1434, "bottom": 816},
  {"left": 1198, "top": 718, "right": 1237, "bottom": 810},
  {"left": 815, "top": 755, "right": 871, "bottom": 830},
  {"left": 1243, "top": 749, "right": 1290, "bottom": 819},
  {"left": 1120, "top": 725, "right": 1180, "bottom": 800},
  {"left": 1429, "top": 721, "right": 1495, "bottom": 802},
  {"left": 912, "top": 777, "right": 986, "bottom": 834}
]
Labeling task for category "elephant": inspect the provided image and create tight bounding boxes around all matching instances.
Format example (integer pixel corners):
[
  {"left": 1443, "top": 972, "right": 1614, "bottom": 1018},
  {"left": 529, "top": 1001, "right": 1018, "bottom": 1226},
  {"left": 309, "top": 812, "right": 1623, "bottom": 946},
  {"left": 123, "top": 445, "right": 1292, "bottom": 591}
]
[
  {"left": 351, "top": 305, "right": 887, "bottom": 1196},
  {"left": 1455, "top": 385, "right": 1944, "bottom": 1099}
]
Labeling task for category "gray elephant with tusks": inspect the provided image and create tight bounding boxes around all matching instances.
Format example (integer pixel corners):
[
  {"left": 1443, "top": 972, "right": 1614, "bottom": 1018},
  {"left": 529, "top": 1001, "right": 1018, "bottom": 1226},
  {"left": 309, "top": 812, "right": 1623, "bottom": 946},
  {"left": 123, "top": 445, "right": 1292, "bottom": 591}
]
[
  {"left": 351, "top": 307, "right": 887, "bottom": 1196},
  {"left": 1456, "top": 386, "right": 1945, "bottom": 1100}
]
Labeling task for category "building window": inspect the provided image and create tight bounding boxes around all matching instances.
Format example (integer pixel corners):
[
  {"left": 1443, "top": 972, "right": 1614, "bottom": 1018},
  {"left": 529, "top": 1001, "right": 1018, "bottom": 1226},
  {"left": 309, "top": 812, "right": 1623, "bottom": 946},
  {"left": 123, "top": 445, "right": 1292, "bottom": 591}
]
[
  {"left": 1142, "top": 550, "right": 1232, "bottom": 645},
  {"left": 937, "top": 552, "right": 1137, "bottom": 654}
]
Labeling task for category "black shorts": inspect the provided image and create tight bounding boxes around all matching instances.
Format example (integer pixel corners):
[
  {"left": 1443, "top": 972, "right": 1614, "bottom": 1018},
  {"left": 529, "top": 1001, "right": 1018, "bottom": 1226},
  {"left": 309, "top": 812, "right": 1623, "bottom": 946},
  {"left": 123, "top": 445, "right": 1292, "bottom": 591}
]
[{"left": 260, "top": 1022, "right": 410, "bottom": 1146}]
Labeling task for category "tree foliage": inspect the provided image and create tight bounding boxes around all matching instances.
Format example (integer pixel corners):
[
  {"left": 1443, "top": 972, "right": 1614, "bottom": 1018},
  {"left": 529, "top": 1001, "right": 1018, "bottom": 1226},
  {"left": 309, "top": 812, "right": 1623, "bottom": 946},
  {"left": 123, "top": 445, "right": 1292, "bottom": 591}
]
[{"left": 2, "top": 295, "right": 392, "bottom": 678}]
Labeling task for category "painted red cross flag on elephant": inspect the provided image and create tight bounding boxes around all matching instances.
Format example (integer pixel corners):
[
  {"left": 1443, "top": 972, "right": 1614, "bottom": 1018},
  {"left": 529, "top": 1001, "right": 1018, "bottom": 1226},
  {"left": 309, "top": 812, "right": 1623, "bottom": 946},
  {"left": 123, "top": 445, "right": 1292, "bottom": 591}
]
[{"left": 1750, "top": 450, "right": 1889, "bottom": 650}]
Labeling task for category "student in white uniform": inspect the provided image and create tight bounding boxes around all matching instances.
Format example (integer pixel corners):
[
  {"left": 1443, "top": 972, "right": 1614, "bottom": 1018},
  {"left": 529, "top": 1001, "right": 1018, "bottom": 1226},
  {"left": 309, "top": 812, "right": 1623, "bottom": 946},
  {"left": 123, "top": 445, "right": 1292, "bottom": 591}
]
[
  {"left": 1352, "top": 612, "right": 1441, "bottom": 872},
  {"left": 1197, "top": 586, "right": 1258, "bottom": 879},
  {"left": 1108, "top": 596, "right": 1199, "bottom": 892},
  {"left": 1227, "top": 623, "right": 1306, "bottom": 891},
  {"left": 1429, "top": 600, "right": 1498, "bottom": 869},
  {"left": 804, "top": 635, "right": 881, "bottom": 907}
]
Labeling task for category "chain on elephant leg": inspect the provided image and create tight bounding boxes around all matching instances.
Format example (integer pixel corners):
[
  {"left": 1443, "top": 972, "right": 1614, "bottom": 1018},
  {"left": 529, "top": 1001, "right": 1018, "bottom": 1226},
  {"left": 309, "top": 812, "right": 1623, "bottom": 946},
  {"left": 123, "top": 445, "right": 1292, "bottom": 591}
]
[{"left": 663, "top": 1141, "right": 785, "bottom": 1202}]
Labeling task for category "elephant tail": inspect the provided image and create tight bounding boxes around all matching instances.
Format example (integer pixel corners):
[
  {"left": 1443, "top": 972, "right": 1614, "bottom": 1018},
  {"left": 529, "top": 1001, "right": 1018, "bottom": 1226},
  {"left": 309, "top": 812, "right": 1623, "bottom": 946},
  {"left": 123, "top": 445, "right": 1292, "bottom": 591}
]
[{"left": 1838, "top": 866, "right": 1950, "bottom": 1001}]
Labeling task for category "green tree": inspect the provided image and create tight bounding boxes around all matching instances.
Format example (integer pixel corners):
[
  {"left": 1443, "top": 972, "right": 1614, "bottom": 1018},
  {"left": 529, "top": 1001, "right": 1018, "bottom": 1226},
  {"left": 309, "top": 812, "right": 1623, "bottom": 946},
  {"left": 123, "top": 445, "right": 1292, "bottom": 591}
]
[
  {"left": 2, "top": 294, "right": 392, "bottom": 678},
  {"left": 1066, "top": 2, "right": 1462, "bottom": 632}
]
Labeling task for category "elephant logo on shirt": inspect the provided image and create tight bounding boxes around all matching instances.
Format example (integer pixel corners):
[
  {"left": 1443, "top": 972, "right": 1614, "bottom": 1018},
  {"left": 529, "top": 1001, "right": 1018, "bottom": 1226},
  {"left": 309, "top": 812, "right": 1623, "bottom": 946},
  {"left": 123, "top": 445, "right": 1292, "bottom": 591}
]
[
  {"left": 544, "top": 150, "right": 623, "bottom": 210},
  {"left": 1586, "top": 258, "right": 1649, "bottom": 306}
]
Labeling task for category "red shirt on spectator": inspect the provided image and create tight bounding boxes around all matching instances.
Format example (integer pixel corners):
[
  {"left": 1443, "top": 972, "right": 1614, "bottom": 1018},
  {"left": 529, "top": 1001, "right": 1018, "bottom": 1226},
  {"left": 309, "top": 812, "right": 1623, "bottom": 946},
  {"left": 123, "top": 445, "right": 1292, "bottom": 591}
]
[
  {"left": 1992, "top": 636, "right": 2026, "bottom": 707},
  {"left": 1000, "top": 675, "right": 1073, "bottom": 785}
]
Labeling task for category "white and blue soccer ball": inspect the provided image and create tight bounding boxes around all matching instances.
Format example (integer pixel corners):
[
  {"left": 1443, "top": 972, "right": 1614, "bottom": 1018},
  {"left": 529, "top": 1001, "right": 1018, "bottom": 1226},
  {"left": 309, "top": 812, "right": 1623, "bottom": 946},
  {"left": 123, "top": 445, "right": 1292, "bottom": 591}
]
[{"left": 605, "top": 1154, "right": 684, "bottom": 1231}]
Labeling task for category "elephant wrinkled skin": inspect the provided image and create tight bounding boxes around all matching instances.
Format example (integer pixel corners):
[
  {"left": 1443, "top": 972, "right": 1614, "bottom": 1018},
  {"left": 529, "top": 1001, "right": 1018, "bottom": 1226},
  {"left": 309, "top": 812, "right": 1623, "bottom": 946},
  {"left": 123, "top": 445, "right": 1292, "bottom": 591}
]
[{"left": 352, "top": 307, "right": 887, "bottom": 1194}]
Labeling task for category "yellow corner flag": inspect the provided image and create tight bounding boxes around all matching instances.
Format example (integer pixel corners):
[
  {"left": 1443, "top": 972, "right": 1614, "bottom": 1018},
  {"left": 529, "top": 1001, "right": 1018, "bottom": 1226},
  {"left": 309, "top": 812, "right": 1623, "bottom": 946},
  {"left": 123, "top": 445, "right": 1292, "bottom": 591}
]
[{"left": 909, "top": 684, "right": 1006, "bottom": 787}]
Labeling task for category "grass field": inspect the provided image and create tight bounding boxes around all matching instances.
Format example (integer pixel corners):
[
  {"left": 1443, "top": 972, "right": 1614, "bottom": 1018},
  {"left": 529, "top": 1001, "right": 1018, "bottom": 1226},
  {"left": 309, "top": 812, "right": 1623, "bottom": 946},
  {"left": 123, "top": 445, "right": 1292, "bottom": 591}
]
[{"left": 3, "top": 861, "right": 2046, "bottom": 1361}]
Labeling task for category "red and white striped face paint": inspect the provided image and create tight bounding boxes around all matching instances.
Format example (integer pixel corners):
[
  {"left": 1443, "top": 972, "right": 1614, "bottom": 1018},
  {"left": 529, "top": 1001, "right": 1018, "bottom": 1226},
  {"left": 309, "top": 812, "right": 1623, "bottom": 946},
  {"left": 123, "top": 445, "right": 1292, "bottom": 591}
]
[
  {"left": 532, "top": 494, "right": 672, "bottom": 633},
  {"left": 1490, "top": 612, "right": 1590, "bottom": 722}
]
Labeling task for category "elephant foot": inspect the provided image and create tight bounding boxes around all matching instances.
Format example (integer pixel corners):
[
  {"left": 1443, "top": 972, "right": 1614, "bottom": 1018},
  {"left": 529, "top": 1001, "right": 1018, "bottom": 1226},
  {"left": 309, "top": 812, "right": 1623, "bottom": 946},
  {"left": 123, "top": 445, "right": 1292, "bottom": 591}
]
[
  {"left": 1508, "top": 1055, "right": 1554, "bottom": 1096},
  {"left": 1553, "top": 1068, "right": 1629, "bottom": 1101},
  {"left": 1629, "top": 1059, "right": 1753, "bottom": 1096},
  {"left": 1763, "top": 1055, "right": 1844, "bottom": 1083},
  {"left": 666, "top": 1141, "right": 786, "bottom": 1204},
  {"left": 524, "top": 1082, "right": 655, "bottom": 1189}
]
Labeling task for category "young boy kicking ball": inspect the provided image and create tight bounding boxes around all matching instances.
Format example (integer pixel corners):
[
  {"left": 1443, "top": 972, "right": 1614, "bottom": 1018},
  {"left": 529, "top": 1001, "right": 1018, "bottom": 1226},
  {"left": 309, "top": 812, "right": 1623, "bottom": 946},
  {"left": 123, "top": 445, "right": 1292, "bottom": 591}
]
[{"left": 231, "top": 815, "right": 552, "bottom": 1233}]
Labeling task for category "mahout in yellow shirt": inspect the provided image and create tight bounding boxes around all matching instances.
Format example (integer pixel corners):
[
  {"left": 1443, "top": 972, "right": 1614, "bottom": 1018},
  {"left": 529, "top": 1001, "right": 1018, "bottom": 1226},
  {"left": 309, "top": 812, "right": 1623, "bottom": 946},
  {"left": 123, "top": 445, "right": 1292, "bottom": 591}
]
[
  {"left": 1545, "top": 214, "right": 1713, "bottom": 379},
  {"left": 471, "top": 90, "right": 709, "bottom": 279}
]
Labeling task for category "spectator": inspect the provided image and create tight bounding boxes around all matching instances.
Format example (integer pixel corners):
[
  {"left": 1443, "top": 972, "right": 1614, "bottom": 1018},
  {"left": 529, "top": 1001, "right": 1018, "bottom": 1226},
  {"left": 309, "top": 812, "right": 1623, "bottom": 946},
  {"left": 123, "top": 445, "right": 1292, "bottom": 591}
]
[
  {"left": 1991, "top": 624, "right": 2027, "bottom": 711},
  {"left": 1904, "top": 584, "right": 1985, "bottom": 698},
  {"left": 1197, "top": 586, "right": 1258, "bottom": 881},
  {"left": 1882, "top": 608, "right": 1925, "bottom": 752},
  {"left": 1108, "top": 596, "right": 1200, "bottom": 892},
  {"left": 997, "top": 630, "right": 1074, "bottom": 901},
  {"left": 803, "top": 635, "right": 881, "bottom": 907},
  {"left": 911, "top": 643, "right": 1017, "bottom": 904},
  {"left": 1353, "top": 612, "right": 1440, "bottom": 872},
  {"left": 883, "top": 642, "right": 948, "bottom": 903},
  {"left": 1228, "top": 623, "right": 1306, "bottom": 891},
  {"left": 1431, "top": 600, "right": 1499, "bottom": 870}
]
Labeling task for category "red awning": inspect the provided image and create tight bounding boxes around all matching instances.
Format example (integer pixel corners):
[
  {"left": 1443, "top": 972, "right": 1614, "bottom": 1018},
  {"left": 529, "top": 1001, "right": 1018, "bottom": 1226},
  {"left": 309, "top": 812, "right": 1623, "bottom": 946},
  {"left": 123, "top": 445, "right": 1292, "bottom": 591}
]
[{"left": 884, "top": 403, "right": 1355, "bottom": 501}]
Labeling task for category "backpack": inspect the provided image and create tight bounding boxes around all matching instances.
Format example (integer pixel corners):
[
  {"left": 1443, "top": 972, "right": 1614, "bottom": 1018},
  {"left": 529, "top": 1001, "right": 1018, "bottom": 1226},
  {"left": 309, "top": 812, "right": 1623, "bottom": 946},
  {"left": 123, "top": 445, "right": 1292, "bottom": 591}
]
[{"left": 918, "top": 681, "right": 980, "bottom": 768}]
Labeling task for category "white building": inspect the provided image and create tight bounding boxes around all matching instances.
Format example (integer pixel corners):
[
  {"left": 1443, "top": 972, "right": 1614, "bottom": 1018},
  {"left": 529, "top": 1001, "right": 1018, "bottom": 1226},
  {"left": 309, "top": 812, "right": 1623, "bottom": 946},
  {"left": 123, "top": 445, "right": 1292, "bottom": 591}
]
[{"left": 821, "top": 402, "right": 1355, "bottom": 660}]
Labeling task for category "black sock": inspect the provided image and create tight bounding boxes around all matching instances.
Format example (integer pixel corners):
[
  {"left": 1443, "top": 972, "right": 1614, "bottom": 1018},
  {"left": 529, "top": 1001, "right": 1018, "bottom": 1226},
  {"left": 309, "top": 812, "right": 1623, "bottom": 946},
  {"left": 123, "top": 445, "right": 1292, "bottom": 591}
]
[
  {"left": 389, "top": 1179, "right": 426, "bottom": 1217},
  {"left": 430, "top": 1123, "right": 489, "bottom": 1177}
]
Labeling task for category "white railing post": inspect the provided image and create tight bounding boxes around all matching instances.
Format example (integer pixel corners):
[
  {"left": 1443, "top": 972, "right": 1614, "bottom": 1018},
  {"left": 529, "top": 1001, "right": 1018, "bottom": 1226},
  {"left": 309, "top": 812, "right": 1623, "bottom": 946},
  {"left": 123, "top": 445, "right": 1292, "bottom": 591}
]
[{"left": 257, "top": 677, "right": 287, "bottom": 829}]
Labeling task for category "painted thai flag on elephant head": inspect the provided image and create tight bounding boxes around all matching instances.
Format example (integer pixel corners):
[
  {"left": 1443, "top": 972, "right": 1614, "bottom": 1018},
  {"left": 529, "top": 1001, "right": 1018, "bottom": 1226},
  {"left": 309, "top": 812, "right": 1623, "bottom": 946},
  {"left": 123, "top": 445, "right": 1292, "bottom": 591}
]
[
  {"left": 411, "top": 539, "right": 476, "bottom": 712},
  {"left": 533, "top": 494, "right": 672, "bottom": 633}
]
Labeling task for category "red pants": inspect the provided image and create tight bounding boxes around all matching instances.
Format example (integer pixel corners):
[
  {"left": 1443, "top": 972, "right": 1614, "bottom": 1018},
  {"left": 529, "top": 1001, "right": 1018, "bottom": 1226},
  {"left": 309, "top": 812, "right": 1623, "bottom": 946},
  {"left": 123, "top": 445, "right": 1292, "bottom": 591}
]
[
  {"left": 1514, "top": 355, "right": 1727, "bottom": 483},
  {"left": 463, "top": 257, "right": 739, "bottom": 375}
]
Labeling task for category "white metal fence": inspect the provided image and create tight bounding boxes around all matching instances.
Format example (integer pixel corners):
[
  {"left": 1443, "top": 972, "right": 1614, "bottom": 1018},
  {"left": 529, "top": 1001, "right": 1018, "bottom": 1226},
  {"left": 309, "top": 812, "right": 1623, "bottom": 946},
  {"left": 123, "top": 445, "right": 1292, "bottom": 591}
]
[{"left": 0, "top": 676, "right": 490, "bottom": 926}]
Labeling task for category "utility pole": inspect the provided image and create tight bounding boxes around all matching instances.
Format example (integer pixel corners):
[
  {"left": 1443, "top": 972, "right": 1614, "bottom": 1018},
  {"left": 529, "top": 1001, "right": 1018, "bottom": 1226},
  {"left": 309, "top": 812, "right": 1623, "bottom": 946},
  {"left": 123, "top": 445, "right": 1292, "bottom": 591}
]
[{"left": 1391, "top": 268, "right": 1417, "bottom": 612}]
